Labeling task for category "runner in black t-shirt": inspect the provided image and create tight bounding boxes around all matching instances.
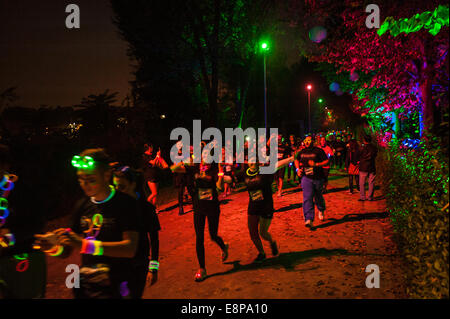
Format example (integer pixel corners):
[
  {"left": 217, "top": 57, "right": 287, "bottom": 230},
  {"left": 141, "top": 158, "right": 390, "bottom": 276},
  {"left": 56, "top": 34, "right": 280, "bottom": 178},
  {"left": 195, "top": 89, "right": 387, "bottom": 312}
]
[
  {"left": 141, "top": 143, "right": 168, "bottom": 212},
  {"left": 244, "top": 162, "right": 279, "bottom": 263},
  {"left": 0, "top": 144, "right": 46, "bottom": 298},
  {"left": 35, "top": 148, "right": 142, "bottom": 299},
  {"left": 295, "top": 136, "right": 329, "bottom": 228},
  {"left": 171, "top": 148, "right": 229, "bottom": 282},
  {"left": 113, "top": 166, "right": 161, "bottom": 298}
]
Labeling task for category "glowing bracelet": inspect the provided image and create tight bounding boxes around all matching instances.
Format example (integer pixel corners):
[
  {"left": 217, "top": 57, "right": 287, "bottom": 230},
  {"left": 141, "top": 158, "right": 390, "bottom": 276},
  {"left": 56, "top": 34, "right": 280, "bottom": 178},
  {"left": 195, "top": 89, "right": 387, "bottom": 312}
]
[
  {"left": 0, "top": 180, "right": 14, "bottom": 192},
  {"left": 149, "top": 260, "right": 159, "bottom": 271},
  {"left": 14, "top": 253, "right": 28, "bottom": 260},
  {"left": 91, "top": 186, "right": 115, "bottom": 204},
  {"left": 45, "top": 245, "right": 64, "bottom": 257},
  {"left": 93, "top": 241, "right": 103, "bottom": 256},
  {"left": 80, "top": 239, "right": 89, "bottom": 254},
  {"left": 0, "top": 197, "right": 8, "bottom": 208},
  {"left": 0, "top": 208, "right": 9, "bottom": 219},
  {"left": 0, "top": 233, "right": 15, "bottom": 247},
  {"left": 218, "top": 172, "right": 224, "bottom": 177}
]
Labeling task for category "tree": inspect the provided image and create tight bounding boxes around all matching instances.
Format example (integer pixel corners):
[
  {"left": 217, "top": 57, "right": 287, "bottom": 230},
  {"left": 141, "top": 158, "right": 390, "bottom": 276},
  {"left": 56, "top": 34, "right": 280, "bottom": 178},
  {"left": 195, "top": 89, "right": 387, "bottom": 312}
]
[{"left": 285, "top": 0, "right": 449, "bottom": 135}]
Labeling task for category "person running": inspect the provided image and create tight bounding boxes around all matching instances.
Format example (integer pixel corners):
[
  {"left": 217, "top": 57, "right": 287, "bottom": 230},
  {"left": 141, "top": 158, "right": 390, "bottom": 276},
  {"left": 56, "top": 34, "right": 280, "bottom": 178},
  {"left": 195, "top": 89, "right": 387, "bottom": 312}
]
[
  {"left": 334, "top": 136, "right": 346, "bottom": 170},
  {"left": 244, "top": 161, "right": 280, "bottom": 263},
  {"left": 171, "top": 146, "right": 229, "bottom": 282},
  {"left": 345, "top": 139, "right": 360, "bottom": 194},
  {"left": 319, "top": 137, "right": 334, "bottom": 193},
  {"left": 295, "top": 136, "right": 329, "bottom": 228},
  {"left": 220, "top": 148, "right": 234, "bottom": 198},
  {"left": 0, "top": 144, "right": 46, "bottom": 299},
  {"left": 113, "top": 166, "right": 161, "bottom": 298},
  {"left": 35, "top": 148, "right": 142, "bottom": 299},
  {"left": 141, "top": 144, "right": 168, "bottom": 211}
]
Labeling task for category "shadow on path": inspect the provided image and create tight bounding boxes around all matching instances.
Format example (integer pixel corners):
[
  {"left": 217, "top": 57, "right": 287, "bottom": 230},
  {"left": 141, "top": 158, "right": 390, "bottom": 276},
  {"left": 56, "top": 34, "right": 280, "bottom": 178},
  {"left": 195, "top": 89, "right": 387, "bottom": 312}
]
[
  {"left": 312, "top": 211, "right": 389, "bottom": 230},
  {"left": 275, "top": 203, "right": 302, "bottom": 213}
]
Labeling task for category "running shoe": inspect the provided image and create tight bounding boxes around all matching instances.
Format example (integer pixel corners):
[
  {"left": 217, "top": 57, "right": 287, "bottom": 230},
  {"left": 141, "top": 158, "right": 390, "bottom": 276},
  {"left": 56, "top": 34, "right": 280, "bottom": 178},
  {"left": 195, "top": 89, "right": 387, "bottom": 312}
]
[
  {"left": 222, "top": 243, "right": 229, "bottom": 262},
  {"left": 253, "top": 253, "right": 266, "bottom": 263},
  {"left": 194, "top": 268, "right": 207, "bottom": 282},
  {"left": 270, "top": 241, "right": 279, "bottom": 256},
  {"left": 305, "top": 220, "right": 313, "bottom": 228}
]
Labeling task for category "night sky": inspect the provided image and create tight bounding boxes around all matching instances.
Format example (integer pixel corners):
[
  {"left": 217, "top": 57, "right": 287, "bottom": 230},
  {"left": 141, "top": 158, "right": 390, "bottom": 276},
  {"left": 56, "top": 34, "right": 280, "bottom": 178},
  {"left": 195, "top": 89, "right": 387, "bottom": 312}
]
[{"left": 0, "top": 0, "right": 132, "bottom": 108}]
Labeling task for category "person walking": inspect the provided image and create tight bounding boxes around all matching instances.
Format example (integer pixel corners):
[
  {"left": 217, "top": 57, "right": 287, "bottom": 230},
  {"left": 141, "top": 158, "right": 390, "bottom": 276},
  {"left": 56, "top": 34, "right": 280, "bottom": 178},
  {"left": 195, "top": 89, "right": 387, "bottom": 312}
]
[{"left": 358, "top": 135, "right": 378, "bottom": 201}]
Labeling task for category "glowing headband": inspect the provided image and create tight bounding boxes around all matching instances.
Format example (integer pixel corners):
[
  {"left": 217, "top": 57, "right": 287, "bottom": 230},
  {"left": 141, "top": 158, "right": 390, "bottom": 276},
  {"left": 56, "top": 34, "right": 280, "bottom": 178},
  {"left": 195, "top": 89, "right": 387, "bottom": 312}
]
[{"left": 71, "top": 155, "right": 95, "bottom": 169}]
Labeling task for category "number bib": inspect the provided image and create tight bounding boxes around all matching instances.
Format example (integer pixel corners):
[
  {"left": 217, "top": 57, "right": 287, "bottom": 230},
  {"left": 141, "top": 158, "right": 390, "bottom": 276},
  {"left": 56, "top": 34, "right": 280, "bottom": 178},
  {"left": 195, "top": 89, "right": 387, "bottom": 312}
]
[
  {"left": 305, "top": 167, "right": 314, "bottom": 176},
  {"left": 249, "top": 189, "right": 264, "bottom": 201},
  {"left": 198, "top": 188, "right": 213, "bottom": 200}
]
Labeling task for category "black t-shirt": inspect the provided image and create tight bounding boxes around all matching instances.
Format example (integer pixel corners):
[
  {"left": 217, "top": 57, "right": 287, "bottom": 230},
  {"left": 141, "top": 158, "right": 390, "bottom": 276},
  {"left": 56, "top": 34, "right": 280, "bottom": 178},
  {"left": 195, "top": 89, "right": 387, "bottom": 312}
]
[
  {"left": 296, "top": 146, "right": 328, "bottom": 180},
  {"left": 70, "top": 191, "right": 141, "bottom": 294},
  {"left": 133, "top": 196, "right": 160, "bottom": 262},
  {"left": 141, "top": 153, "right": 158, "bottom": 181},
  {"left": 244, "top": 172, "right": 274, "bottom": 215},
  {"left": 190, "top": 163, "right": 220, "bottom": 216}
]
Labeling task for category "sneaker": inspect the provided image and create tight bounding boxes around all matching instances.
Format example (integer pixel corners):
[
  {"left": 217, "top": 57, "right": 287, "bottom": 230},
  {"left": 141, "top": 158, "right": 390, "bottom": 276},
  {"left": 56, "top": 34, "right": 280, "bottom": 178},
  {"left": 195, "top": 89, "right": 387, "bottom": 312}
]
[
  {"left": 270, "top": 241, "right": 279, "bottom": 256},
  {"left": 358, "top": 199, "right": 365, "bottom": 202},
  {"left": 305, "top": 220, "right": 313, "bottom": 228},
  {"left": 253, "top": 253, "right": 266, "bottom": 263},
  {"left": 367, "top": 198, "right": 374, "bottom": 201},
  {"left": 221, "top": 243, "right": 229, "bottom": 262},
  {"left": 178, "top": 207, "right": 185, "bottom": 215},
  {"left": 277, "top": 192, "right": 282, "bottom": 197},
  {"left": 194, "top": 268, "right": 207, "bottom": 282},
  {"left": 318, "top": 211, "right": 325, "bottom": 221},
  {"left": 348, "top": 190, "right": 353, "bottom": 194}
]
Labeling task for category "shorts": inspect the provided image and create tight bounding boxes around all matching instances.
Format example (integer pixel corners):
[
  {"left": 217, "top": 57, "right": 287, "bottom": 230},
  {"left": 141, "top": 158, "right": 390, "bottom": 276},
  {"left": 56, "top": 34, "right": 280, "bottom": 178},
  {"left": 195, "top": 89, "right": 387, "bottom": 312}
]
[{"left": 248, "top": 208, "right": 274, "bottom": 219}]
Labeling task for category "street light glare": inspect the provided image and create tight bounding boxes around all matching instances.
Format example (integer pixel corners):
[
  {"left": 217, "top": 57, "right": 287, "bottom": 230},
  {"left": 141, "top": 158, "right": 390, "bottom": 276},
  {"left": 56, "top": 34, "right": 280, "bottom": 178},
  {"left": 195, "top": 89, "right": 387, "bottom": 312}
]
[
  {"left": 261, "top": 42, "right": 268, "bottom": 49},
  {"left": 307, "top": 84, "right": 312, "bottom": 90},
  {"left": 318, "top": 98, "right": 323, "bottom": 103}
]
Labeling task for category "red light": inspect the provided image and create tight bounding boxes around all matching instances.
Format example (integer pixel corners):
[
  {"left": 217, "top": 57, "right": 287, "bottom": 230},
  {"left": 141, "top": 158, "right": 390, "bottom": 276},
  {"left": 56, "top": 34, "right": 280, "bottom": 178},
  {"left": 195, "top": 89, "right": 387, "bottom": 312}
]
[{"left": 306, "top": 84, "right": 312, "bottom": 90}]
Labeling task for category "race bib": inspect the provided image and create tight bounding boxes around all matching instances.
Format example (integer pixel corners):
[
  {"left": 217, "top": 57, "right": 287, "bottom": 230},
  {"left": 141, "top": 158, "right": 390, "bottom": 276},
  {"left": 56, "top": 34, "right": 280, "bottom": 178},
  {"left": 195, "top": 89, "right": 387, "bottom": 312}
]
[
  {"left": 198, "top": 188, "right": 213, "bottom": 200},
  {"left": 249, "top": 189, "right": 264, "bottom": 201},
  {"left": 305, "top": 167, "right": 314, "bottom": 176}
]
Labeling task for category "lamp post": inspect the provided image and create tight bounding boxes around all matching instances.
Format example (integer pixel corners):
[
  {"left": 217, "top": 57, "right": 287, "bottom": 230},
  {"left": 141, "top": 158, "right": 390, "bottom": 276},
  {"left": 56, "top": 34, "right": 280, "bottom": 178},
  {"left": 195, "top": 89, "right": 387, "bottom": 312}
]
[
  {"left": 306, "top": 84, "right": 312, "bottom": 134},
  {"left": 261, "top": 42, "right": 269, "bottom": 132}
]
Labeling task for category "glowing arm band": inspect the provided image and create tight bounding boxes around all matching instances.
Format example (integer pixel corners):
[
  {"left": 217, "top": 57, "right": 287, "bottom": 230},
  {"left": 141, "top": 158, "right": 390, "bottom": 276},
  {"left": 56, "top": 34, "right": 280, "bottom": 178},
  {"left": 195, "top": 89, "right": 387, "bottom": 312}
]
[
  {"left": 44, "top": 245, "right": 64, "bottom": 257},
  {"left": 149, "top": 260, "right": 159, "bottom": 272},
  {"left": 80, "top": 239, "right": 103, "bottom": 256}
]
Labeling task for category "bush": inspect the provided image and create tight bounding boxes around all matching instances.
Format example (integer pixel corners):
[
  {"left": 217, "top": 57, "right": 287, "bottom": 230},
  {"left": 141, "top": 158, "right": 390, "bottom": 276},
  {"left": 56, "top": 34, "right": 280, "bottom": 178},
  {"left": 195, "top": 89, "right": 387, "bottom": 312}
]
[{"left": 377, "top": 135, "right": 449, "bottom": 298}]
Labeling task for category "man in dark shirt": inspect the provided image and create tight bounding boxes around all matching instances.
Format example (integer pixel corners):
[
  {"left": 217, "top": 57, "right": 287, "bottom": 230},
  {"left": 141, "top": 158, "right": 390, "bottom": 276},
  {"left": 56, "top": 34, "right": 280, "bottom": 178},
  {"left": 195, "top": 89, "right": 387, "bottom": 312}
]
[
  {"left": 359, "top": 135, "right": 378, "bottom": 201},
  {"left": 35, "top": 148, "right": 141, "bottom": 299},
  {"left": 295, "top": 136, "right": 329, "bottom": 228}
]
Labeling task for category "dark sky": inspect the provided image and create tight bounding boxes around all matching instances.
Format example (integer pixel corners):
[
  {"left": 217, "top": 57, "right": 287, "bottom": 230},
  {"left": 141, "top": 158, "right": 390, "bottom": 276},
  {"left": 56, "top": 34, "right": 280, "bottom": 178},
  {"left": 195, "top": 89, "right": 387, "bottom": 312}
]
[{"left": 0, "top": 0, "right": 132, "bottom": 107}]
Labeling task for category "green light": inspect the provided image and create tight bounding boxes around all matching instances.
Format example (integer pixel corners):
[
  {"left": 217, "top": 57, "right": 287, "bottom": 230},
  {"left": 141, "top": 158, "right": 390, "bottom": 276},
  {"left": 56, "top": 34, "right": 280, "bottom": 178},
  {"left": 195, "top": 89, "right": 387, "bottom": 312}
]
[
  {"left": 71, "top": 155, "right": 95, "bottom": 169},
  {"left": 261, "top": 43, "right": 268, "bottom": 49},
  {"left": 318, "top": 98, "right": 324, "bottom": 103}
]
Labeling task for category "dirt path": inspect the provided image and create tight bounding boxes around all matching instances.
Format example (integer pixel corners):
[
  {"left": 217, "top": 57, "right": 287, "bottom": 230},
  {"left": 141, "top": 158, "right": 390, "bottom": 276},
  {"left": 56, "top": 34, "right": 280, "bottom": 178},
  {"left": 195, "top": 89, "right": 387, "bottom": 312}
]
[{"left": 44, "top": 170, "right": 407, "bottom": 299}]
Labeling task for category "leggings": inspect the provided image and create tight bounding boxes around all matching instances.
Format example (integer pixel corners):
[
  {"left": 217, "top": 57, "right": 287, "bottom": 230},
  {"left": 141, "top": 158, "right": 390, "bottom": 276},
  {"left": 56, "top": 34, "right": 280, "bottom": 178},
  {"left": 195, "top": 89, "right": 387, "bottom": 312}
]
[{"left": 194, "top": 211, "right": 226, "bottom": 269}]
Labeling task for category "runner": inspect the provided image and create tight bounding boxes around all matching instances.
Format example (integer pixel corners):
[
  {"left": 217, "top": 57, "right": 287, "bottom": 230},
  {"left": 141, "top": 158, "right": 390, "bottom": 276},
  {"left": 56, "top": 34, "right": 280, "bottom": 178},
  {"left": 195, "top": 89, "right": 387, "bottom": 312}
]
[
  {"left": 295, "top": 136, "right": 329, "bottom": 228},
  {"left": 319, "top": 137, "right": 334, "bottom": 193},
  {"left": 274, "top": 135, "right": 290, "bottom": 197},
  {"left": 35, "top": 148, "right": 142, "bottom": 299},
  {"left": 141, "top": 143, "right": 168, "bottom": 211},
  {"left": 113, "top": 165, "right": 161, "bottom": 298},
  {"left": 171, "top": 145, "right": 229, "bottom": 282}
]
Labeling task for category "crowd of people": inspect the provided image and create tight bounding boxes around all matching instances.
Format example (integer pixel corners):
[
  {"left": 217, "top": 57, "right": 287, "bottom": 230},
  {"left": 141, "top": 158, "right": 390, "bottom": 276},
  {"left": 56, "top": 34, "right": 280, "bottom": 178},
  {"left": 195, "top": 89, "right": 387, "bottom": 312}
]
[{"left": 0, "top": 129, "right": 379, "bottom": 299}]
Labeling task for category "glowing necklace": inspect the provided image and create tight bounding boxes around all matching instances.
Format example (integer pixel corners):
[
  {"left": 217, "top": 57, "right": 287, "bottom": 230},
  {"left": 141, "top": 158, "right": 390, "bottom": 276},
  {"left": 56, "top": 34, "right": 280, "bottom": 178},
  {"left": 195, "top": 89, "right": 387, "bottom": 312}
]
[
  {"left": 246, "top": 167, "right": 259, "bottom": 177},
  {"left": 90, "top": 185, "right": 116, "bottom": 204}
]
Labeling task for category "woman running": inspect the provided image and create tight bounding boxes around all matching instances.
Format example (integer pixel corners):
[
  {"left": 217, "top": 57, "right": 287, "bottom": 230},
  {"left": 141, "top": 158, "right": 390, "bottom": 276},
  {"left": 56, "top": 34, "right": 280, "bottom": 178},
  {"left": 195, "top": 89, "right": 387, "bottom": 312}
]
[
  {"left": 244, "top": 161, "right": 280, "bottom": 262},
  {"left": 171, "top": 145, "right": 229, "bottom": 282},
  {"left": 113, "top": 166, "right": 161, "bottom": 297},
  {"left": 141, "top": 144, "right": 168, "bottom": 211}
]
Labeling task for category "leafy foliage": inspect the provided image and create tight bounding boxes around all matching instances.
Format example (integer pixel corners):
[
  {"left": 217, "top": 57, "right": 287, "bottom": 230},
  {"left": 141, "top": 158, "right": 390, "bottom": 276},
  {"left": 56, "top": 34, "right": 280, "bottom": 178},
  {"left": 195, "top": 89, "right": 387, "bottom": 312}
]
[{"left": 377, "top": 135, "right": 449, "bottom": 298}]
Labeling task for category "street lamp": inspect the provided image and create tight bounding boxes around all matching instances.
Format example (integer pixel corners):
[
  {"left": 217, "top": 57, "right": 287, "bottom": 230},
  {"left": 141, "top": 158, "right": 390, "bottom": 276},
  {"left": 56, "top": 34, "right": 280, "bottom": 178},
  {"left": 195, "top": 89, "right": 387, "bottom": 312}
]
[
  {"left": 306, "top": 84, "right": 312, "bottom": 134},
  {"left": 261, "top": 41, "right": 270, "bottom": 132}
]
